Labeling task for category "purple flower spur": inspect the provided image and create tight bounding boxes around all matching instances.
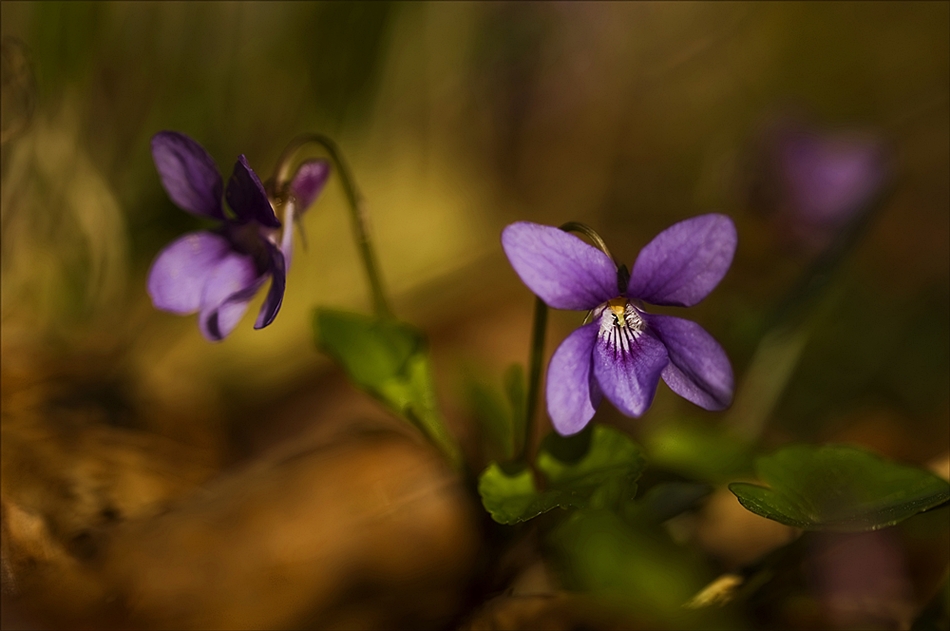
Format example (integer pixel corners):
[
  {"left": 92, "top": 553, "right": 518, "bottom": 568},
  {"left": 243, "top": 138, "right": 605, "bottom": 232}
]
[
  {"left": 147, "top": 131, "right": 329, "bottom": 341},
  {"left": 502, "top": 215, "right": 737, "bottom": 435}
]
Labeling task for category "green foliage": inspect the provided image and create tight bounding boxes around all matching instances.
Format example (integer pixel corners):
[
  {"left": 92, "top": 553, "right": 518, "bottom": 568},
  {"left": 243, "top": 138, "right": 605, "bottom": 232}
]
[
  {"left": 537, "top": 426, "right": 644, "bottom": 510},
  {"left": 477, "top": 463, "right": 552, "bottom": 523},
  {"left": 729, "top": 444, "right": 950, "bottom": 531},
  {"left": 645, "top": 418, "right": 755, "bottom": 483},
  {"left": 313, "top": 308, "right": 461, "bottom": 468},
  {"left": 465, "top": 364, "right": 526, "bottom": 462},
  {"left": 628, "top": 482, "right": 713, "bottom": 524},
  {"left": 550, "top": 509, "right": 731, "bottom": 629},
  {"left": 467, "top": 378, "right": 514, "bottom": 462},
  {"left": 28, "top": 2, "right": 105, "bottom": 95},
  {"left": 478, "top": 424, "right": 646, "bottom": 524}
]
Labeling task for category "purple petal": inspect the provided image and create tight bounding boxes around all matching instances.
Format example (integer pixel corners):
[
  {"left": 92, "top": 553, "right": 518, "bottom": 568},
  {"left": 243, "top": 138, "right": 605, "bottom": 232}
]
[
  {"left": 647, "top": 314, "right": 733, "bottom": 410},
  {"left": 546, "top": 322, "right": 601, "bottom": 435},
  {"left": 147, "top": 231, "right": 234, "bottom": 314},
  {"left": 592, "top": 328, "right": 668, "bottom": 418},
  {"left": 225, "top": 155, "right": 281, "bottom": 228},
  {"left": 254, "top": 242, "right": 286, "bottom": 330},
  {"left": 279, "top": 203, "right": 295, "bottom": 271},
  {"left": 501, "top": 222, "right": 618, "bottom": 310},
  {"left": 290, "top": 159, "right": 331, "bottom": 212},
  {"left": 151, "top": 132, "right": 225, "bottom": 220},
  {"left": 627, "top": 214, "right": 737, "bottom": 307},
  {"left": 780, "top": 131, "right": 887, "bottom": 227},
  {"left": 199, "top": 282, "right": 265, "bottom": 342},
  {"left": 195, "top": 250, "right": 263, "bottom": 341}
]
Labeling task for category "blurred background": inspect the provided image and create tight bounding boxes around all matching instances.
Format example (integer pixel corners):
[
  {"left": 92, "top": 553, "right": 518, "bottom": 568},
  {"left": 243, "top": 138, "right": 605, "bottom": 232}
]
[{"left": 1, "top": 2, "right": 947, "bottom": 629}]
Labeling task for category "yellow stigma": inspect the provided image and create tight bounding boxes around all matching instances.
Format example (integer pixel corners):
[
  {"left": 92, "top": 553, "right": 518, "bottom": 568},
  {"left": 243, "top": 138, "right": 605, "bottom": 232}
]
[{"left": 607, "top": 297, "right": 627, "bottom": 318}]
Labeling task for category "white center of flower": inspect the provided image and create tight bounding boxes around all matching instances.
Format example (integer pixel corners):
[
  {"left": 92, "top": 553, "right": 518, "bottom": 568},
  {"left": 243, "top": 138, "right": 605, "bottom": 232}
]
[{"left": 595, "top": 298, "right": 645, "bottom": 355}]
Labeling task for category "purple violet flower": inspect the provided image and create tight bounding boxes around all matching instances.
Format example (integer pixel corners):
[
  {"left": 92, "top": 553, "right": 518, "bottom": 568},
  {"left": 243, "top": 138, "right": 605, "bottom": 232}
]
[
  {"left": 750, "top": 121, "right": 889, "bottom": 251},
  {"left": 502, "top": 215, "right": 737, "bottom": 435},
  {"left": 147, "top": 131, "right": 329, "bottom": 341}
]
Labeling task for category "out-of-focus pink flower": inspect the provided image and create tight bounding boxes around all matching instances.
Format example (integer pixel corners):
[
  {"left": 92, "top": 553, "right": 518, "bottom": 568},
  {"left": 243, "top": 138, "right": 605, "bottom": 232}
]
[
  {"left": 747, "top": 119, "right": 891, "bottom": 252},
  {"left": 809, "top": 530, "right": 912, "bottom": 629}
]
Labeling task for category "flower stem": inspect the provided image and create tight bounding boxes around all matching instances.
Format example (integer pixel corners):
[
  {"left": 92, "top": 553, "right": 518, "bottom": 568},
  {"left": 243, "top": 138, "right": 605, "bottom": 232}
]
[
  {"left": 520, "top": 222, "right": 613, "bottom": 462},
  {"left": 272, "top": 133, "right": 392, "bottom": 318},
  {"left": 522, "top": 296, "right": 548, "bottom": 462},
  {"left": 559, "top": 221, "right": 616, "bottom": 263}
]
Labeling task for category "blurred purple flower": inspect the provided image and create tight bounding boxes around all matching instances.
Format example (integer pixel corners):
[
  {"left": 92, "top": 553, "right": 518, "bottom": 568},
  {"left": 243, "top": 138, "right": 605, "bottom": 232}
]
[
  {"left": 750, "top": 121, "right": 890, "bottom": 250},
  {"left": 502, "top": 215, "right": 736, "bottom": 435},
  {"left": 809, "top": 531, "right": 911, "bottom": 628},
  {"left": 147, "top": 131, "right": 329, "bottom": 341},
  {"left": 276, "top": 159, "right": 331, "bottom": 270},
  {"left": 288, "top": 159, "right": 332, "bottom": 212}
]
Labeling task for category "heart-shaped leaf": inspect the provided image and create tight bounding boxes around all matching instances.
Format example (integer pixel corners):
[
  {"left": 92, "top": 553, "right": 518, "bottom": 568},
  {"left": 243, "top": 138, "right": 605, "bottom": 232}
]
[
  {"left": 478, "top": 462, "right": 572, "bottom": 524},
  {"left": 537, "top": 425, "right": 645, "bottom": 511},
  {"left": 478, "top": 425, "right": 645, "bottom": 524},
  {"left": 729, "top": 444, "right": 950, "bottom": 531}
]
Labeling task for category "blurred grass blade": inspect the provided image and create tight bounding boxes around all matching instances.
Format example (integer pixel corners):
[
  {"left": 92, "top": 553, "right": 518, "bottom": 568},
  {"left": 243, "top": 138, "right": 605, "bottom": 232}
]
[
  {"left": 645, "top": 418, "right": 755, "bottom": 483},
  {"left": 465, "top": 377, "right": 515, "bottom": 462},
  {"left": 629, "top": 482, "right": 713, "bottom": 524},
  {"left": 726, "top": 186, "right": 895, "bottom": 442},
  {"left": 504, "top": 363, "right": 527, "bottom": 457},
  {"left": 463, "top": 363, "right": 526, "bottom": 463},
  {"left": 724, "top": 323, "right": 811, "bottom": 441}
]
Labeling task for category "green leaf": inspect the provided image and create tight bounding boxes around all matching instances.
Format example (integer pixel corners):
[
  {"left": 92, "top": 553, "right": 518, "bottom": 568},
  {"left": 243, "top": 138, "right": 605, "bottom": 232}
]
[
  {"left": 537, "top": 425, "right": 645, "bottom": 511},
  {"left": 478, "top": 462, "right": 571, "bottom": 524},
  {"left": 645, "top": 418, "right": 754, "bottom": 483},
  {"left": 313, "top": 308, "right": 461, "bottom": 467},
  {"left": 466, "top": 378, "right": 515, "bottom": 462},
  {"left": 478, "top": 424, "right": 646, "bottom": 524},
  {"left": 550, "top": 510, "right": 731, "bottom": 629},
  {"left": 464, "top": 363, "right": 525, "bottom": 462},
  {"left": 729, "top": 444, "right": 950, "bottom": 531}
]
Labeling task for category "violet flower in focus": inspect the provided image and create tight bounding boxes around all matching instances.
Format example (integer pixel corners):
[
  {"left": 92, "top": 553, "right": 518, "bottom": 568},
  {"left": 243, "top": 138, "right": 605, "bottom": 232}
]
[
  {"left": 147, "top": 131, "right": 329, "bottom": 341},
  {"left": 502, "top": 215, "right": 736, "bottom": 435},
  {"left": 750, "top": 122, "right": 889, "bottom": 251}
]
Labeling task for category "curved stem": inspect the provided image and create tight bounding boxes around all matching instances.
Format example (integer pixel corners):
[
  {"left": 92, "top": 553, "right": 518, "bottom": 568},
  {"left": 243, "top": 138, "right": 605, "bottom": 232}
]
[
  {"left": 559, "top": 221, "right": 616, "bottom": 264},
  {"left": 521, "top": 222, "right": 613, "bottom": 462},
  {"left": 272, "top": 133, "right": 392, "bottom": 318}
]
